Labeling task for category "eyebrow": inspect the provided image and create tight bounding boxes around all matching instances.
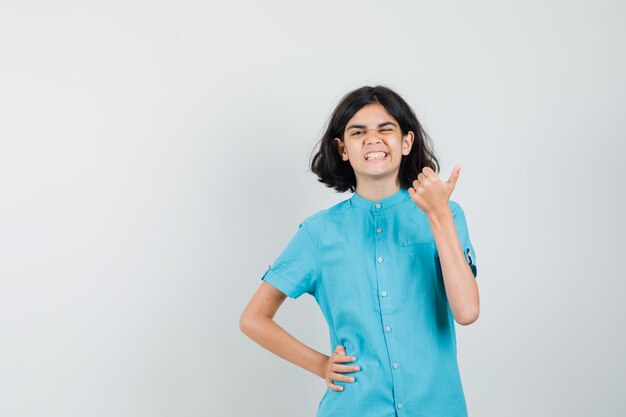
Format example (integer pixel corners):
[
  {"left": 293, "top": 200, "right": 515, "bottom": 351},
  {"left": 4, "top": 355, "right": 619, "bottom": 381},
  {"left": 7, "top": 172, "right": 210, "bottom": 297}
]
[{"left": 346, "top": 121, "right": 398, "bottom": 130}]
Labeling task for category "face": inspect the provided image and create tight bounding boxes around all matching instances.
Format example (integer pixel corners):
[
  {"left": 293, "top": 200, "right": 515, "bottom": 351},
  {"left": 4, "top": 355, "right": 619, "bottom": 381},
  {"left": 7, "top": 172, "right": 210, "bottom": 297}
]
[{"left": 334, "top": 102, "right": 414, "bottom": 187}]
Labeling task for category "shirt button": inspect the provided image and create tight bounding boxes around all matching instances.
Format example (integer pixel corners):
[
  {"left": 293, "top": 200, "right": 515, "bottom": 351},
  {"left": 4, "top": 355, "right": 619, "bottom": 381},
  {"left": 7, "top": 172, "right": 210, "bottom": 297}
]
[
  {"left": 376, "top": 227, "right": 382, "bottom": 233},
  {"left": 380, "top": 290, "right": 388, "bottom": 297},
  {"left": 375, "top": 203, "right": 381, "bottom": 209},
  {"left": 397, "top": 403, "right": 403, "bottom": 409},
  {"left": 385, "top": 326, "right": 392, "bottom": 333},
  {"left": 377, "top": 257, "right": 383, "bottom": 263},
  {"left": 392, "top": 362, "right": 398, "bottom": 369}
]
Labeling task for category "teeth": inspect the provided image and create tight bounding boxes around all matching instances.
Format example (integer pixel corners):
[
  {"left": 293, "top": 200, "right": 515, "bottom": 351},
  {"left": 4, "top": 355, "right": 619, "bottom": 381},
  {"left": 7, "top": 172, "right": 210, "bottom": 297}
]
[{"left": 366, "top": 152, "right": 387, "bottom": 160}]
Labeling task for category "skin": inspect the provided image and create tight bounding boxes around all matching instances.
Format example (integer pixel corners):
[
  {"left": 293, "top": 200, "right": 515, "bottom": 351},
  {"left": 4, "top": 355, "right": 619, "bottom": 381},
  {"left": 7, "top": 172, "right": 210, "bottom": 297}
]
[{"left": 239, "top": 102, "right": 480, "bottom": 393}]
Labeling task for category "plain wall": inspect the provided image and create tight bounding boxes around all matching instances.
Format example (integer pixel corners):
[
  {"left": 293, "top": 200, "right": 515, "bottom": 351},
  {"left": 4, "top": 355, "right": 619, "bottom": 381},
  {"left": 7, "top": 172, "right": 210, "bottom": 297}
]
[{"left": 1, "top": 1, "right": 625, "bottom": 416}]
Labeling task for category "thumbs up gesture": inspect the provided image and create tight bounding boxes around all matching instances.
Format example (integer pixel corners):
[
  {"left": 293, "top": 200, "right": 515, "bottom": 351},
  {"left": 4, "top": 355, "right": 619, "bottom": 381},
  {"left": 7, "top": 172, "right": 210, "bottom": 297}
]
[{"left": 408, "top": 165, "right": 461, "bottom": 215}]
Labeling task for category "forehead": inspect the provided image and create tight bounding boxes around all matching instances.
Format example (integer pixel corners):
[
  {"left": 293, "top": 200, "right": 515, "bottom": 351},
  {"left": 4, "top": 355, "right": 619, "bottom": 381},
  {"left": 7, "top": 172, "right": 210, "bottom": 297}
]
[{"left": 346, "top": 102, "right": 397, "bottom": 127}]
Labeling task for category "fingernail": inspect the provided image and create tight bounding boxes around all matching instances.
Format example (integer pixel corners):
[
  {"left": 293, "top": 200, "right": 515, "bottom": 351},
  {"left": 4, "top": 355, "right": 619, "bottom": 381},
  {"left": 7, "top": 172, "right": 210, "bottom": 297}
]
[{"left": 351, "top": 357, "right": 356, "bottom": 361}]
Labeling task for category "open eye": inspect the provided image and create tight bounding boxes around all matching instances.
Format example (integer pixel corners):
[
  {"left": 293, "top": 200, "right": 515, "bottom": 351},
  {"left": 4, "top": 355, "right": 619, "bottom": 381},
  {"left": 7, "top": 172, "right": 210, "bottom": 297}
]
[{"left": 352, "top": 130, "right": 364, "bottom": 136}]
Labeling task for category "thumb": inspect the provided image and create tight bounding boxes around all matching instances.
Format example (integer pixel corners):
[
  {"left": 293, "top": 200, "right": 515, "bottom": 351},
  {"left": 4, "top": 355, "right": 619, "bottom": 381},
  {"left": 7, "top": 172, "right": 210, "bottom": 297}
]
[
  {"left": 335, "top": 344, "right": 345, "bottom": 354},
  {"left": 448, "top": 164, "right": 462, "bottom": 187}
]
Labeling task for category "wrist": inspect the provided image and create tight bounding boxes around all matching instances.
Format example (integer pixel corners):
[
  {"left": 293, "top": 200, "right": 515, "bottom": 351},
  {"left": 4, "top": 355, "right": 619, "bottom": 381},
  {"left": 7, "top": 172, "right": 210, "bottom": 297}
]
[
  {"left": 316, "top": 354, "right": 329, "bottom": 379},
  {"left": 427, "top": 206, "right": 452, "bottom": 226}
]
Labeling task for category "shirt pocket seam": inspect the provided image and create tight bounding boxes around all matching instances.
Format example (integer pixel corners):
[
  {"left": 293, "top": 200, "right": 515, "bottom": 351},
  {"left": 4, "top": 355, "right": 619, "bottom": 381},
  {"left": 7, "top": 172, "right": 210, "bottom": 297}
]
[{"left": 400, "top": 240, "right": 436, "bottom": 248}]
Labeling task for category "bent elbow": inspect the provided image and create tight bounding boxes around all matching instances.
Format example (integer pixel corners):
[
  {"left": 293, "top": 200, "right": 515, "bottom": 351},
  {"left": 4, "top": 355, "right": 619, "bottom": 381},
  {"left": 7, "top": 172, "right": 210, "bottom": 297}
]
[
  {"left": 239, "top": 312, "right": 254, "bottom": 335},
  {"left": 456, "top": 309, "right": 479, "bottom": 326}
]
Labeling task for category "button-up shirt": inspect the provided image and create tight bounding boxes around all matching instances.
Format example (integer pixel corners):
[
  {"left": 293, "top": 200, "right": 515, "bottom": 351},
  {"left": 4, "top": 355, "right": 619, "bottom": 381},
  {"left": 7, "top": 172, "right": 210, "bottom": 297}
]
[{"left": 260, "top": 187, "right": 478, "bottom": 417}]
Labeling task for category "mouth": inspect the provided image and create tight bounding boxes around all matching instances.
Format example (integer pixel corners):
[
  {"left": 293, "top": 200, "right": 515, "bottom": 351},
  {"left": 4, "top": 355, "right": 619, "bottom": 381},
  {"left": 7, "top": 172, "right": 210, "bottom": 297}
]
[{"left": 364, "top": 151, "right": 388, "bottom": 161}]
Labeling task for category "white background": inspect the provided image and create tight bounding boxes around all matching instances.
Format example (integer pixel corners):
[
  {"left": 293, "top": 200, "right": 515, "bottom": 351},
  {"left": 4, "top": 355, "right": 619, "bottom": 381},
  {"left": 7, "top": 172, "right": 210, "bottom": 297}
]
[{"left": 1, "top": 1, "right": 625, "bottom": 416}]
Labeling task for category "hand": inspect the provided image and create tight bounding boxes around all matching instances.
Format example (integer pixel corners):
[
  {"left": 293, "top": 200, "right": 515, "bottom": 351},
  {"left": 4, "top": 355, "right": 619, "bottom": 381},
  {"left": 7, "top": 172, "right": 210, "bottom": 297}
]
[
  {"left": 325, "top": 345, "right": 360, "bottom": 392},
  {"left": 408, "top": 165, "right": 461, "bottom": 215}
]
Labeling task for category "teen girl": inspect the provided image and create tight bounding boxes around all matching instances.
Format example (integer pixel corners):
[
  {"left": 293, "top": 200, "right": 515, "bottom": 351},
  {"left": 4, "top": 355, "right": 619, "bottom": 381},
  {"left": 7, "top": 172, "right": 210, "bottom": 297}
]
[{"left": 240, "top": 85, "right": 479, "bottom": 417}]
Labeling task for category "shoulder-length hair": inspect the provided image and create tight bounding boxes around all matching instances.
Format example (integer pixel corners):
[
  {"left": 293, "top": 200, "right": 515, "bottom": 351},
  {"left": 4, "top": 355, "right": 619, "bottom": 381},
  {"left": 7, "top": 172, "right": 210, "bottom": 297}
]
[{"left": 310, "top": 85, "right": 439, "bottom": 193}]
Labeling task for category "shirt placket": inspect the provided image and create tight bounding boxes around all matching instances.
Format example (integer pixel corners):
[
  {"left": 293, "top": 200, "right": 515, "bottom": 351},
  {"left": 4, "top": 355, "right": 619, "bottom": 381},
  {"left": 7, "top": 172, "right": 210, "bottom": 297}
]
[{"left": 372, "top": 202, "right": 406, "bottom": 416}]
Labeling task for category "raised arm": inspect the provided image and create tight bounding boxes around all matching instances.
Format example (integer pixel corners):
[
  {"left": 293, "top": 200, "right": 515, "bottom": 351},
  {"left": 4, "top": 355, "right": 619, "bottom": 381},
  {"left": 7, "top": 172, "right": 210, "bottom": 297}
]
[{"left": 408, "top": 165, "right": 480, "bottom": 325}]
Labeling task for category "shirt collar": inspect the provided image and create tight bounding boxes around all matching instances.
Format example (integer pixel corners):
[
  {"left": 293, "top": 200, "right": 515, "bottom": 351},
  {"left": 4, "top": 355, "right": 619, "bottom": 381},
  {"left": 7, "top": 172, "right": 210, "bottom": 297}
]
[{"left": 350, "top": 187, "right": 410, "bottom": 210}]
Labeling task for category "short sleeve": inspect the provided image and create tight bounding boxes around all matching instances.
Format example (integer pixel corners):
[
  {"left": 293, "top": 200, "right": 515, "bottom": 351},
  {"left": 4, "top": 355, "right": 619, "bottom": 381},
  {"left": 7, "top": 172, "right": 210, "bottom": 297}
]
[
  {"left": 260, "top": 221, "right": 320, "bottom": 299},
  {"left": 449, "top": 200, "right": 478, "bottom": 278}
]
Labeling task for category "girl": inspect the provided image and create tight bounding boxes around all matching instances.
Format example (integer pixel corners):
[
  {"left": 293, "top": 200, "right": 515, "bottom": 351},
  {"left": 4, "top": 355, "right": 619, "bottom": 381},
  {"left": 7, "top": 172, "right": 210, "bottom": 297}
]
[{"left": 239, "top": 85, "right": 479, "bottom": 417}]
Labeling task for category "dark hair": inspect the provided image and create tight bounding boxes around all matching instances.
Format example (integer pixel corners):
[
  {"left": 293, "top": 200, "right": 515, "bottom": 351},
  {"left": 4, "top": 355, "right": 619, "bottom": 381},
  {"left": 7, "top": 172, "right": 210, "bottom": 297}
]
[{"left": 310, "top": 85, "right": 440, "bottom": 193}]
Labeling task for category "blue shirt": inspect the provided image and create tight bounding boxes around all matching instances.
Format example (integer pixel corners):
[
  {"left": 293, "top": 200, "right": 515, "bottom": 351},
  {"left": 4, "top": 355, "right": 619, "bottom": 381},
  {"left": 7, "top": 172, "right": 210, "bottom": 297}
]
[{"left": 260, "top": 187, "right": 478, "bottom": 417}]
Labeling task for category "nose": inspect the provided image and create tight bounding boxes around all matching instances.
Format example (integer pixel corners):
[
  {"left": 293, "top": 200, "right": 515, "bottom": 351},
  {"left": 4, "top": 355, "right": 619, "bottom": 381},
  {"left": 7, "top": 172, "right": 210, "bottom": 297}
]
[{"left": 365, "top": 133, "right": 382, "bottom": 145}]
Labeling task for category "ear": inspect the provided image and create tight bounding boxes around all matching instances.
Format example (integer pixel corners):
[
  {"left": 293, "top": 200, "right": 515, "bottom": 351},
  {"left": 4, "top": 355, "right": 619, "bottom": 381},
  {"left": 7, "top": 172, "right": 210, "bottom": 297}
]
[
  {"left": 334, "top": 138, "right": 348, "bottom": 161},
  {"left": 401, "top": 131, "right": 414, "bottom": 156}
]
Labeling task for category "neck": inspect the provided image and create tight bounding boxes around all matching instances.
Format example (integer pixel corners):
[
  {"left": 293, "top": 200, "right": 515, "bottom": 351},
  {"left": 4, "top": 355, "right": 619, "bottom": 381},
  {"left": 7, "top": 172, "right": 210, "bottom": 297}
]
[{"left": 355, "top": 179, "right": 401, "bottom": 202}]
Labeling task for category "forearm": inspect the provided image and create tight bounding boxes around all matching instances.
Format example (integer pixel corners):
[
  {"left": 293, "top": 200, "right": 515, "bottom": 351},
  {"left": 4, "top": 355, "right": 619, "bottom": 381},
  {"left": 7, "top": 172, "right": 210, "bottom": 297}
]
[
  {"left": 241, "top": 316, "right": 328, "bottom": 378},
  {"left": 428, "top": 207, "right": 479, "bottom": 325}
]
